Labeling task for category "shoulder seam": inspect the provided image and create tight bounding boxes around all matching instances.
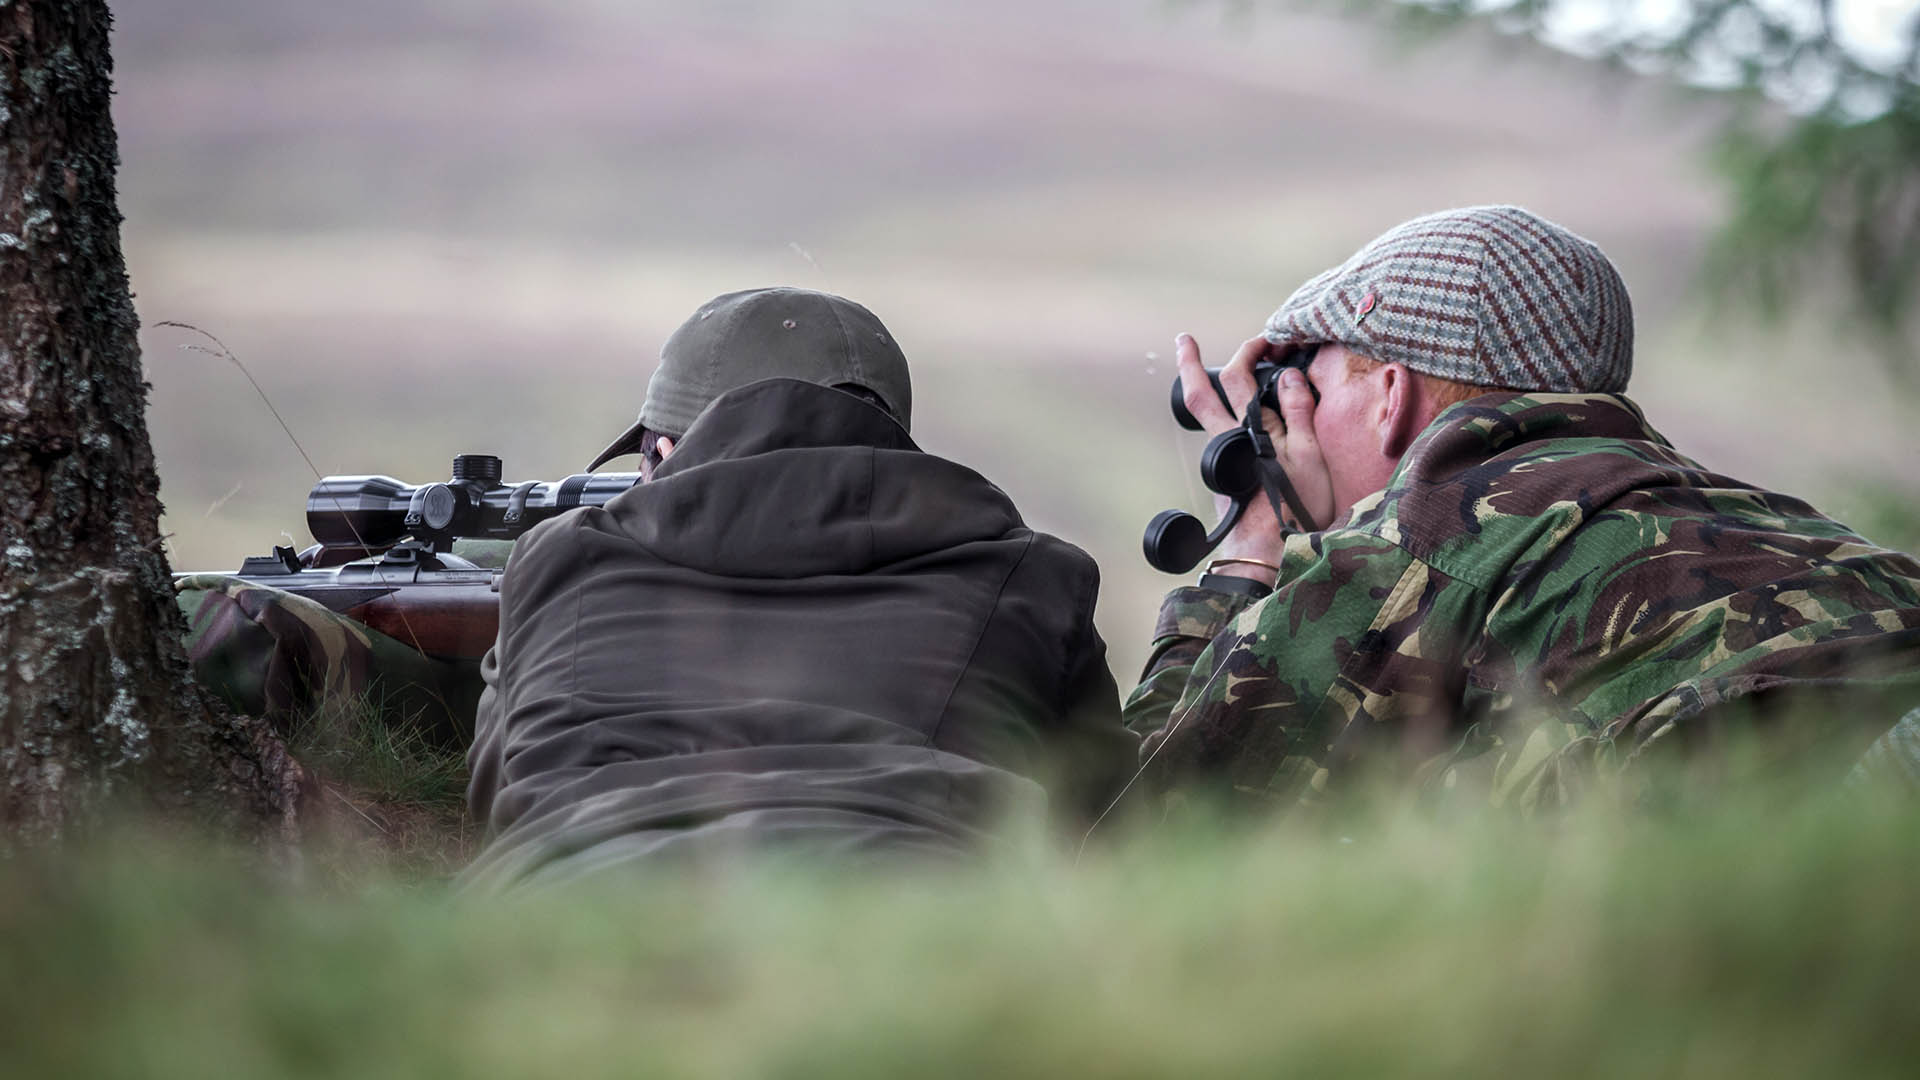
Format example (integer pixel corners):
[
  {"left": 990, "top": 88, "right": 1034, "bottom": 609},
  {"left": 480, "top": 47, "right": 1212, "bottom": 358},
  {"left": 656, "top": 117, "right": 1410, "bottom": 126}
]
[{"left": 926, "top": 532, "right": 1037, "bottom": 749}]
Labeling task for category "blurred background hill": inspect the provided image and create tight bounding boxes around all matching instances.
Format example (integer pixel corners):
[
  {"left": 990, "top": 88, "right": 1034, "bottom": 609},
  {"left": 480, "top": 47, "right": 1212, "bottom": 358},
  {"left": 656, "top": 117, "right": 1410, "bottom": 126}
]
[{"left": 119, "top": 0, "right": 1919, "bottom": 679}]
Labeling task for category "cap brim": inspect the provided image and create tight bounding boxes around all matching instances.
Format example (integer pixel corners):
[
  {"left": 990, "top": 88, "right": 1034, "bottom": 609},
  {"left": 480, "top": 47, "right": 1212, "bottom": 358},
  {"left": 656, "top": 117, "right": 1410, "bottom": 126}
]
[
  {"left": 585, "top": 416, "right": 650, "bottom": 473},
  {"left": 1279, "top": 342, "right": 1319, "bottom": 370}
]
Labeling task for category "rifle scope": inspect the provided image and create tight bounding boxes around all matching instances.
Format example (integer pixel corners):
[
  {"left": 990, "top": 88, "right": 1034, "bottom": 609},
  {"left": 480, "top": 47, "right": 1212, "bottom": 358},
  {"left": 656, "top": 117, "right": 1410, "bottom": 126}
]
[{"left": 306, "top": 454, "right": 640, "bottom": 550}]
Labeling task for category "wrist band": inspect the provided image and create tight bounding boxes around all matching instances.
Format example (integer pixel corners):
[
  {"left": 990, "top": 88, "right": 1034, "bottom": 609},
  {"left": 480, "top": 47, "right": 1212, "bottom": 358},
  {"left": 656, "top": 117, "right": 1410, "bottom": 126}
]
[
  {"left": 1205, "top": 556, "right": 1281, "bottom": 576},
  {"left": 1197, "top": 573, "right": 1273, "bottom": 599}
]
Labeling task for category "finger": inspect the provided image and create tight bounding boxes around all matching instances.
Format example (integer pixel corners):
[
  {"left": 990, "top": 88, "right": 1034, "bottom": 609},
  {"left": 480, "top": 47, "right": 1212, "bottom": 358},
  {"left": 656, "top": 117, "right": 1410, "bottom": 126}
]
[
  {"left": 1217, "top": 336, "right": 1272, "bottom": 419},
  {"left": 1275, "top": 367, "right": 1318, "bottom": 452},
  {"left": 1174, "top": 333, "right": 1238, "bottom": 432}
]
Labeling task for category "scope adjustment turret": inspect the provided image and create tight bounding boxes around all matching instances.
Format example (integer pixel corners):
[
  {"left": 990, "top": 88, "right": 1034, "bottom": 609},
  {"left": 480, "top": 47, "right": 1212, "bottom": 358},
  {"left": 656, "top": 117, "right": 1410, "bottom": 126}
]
[{"left": 450, "top": 454, "right": 504, "bottom": 489}]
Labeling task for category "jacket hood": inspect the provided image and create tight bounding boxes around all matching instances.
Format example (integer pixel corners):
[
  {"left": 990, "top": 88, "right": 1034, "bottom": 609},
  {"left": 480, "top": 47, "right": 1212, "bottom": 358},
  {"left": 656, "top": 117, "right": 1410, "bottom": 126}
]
[{"left": 606, "top": 378, "right": 1024, "bottom": 577}]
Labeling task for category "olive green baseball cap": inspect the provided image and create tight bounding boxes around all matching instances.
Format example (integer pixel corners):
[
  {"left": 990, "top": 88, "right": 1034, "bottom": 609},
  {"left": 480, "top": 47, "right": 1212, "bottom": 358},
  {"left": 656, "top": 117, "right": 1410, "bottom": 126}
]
[{"left": 587, "top": 287, "right": 913, "bottom": 471}]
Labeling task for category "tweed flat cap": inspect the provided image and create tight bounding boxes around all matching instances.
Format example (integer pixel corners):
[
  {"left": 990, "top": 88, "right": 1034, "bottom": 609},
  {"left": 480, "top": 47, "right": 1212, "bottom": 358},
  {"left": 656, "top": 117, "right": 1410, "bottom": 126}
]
[{"left": 1264, "top": 206, "right": 1634, "bottom": 393}]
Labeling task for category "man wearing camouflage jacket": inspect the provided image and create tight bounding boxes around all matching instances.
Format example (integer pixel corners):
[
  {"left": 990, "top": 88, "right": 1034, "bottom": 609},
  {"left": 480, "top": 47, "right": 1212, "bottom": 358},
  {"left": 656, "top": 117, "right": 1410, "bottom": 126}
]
[{"left": 1128, "top": 206, "right": 1920, "bottom": 813}]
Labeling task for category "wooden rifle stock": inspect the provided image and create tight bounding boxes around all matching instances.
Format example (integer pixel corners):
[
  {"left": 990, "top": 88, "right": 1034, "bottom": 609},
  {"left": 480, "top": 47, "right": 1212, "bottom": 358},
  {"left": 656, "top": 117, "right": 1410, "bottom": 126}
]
[
  {"left": 179, "top": 542, "right": 506, "bottom": 662},
  {"left": 182, "top": 457, "right": 640, "bottom": 664},
  {"left": 343, "top": 583, "right": 500, "bottom": 660}
]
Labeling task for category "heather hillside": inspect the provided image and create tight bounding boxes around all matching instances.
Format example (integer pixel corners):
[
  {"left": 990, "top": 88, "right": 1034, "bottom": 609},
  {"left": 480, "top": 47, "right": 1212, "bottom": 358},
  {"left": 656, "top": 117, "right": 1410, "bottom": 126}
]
[{"left": 118, "top": 0, "right": 1919, "bottom": 676}]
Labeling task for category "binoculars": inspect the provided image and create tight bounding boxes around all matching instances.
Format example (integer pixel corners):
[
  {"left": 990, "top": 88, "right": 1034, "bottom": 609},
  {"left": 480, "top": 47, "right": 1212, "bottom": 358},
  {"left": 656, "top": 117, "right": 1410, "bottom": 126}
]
[
  {"left": 1168, "top": 356, "right": 1291, "bottom": 432},
  {"left": 1143, "top": 347, "right": 1319, "bottom": 574}
]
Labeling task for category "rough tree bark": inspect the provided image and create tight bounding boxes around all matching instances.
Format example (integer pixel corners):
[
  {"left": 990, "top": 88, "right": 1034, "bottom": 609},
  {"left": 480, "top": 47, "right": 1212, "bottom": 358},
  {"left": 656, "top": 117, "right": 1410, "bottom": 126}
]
[{"left": 0, "top": 1, "right": 303, "bottom": 843}]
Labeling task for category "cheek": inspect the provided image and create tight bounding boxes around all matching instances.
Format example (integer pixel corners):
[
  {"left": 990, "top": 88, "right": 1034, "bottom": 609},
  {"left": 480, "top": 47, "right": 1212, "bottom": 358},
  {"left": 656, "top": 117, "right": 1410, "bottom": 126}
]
[{"left": 1309, "top": 394, "right": 1374, "bottom": 463}]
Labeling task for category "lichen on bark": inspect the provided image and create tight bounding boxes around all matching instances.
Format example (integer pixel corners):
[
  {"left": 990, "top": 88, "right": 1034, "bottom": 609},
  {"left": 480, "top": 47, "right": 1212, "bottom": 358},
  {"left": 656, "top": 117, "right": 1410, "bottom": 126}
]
[{"left": 0, "top": 0, "right": 304, "bottom": 844}]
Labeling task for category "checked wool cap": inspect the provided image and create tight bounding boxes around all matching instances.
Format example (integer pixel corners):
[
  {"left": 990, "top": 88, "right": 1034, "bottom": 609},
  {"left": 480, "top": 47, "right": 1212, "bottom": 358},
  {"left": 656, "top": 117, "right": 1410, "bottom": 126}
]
[{"left": 1263, "top": 206, "right": 1634, "bottom": 393}]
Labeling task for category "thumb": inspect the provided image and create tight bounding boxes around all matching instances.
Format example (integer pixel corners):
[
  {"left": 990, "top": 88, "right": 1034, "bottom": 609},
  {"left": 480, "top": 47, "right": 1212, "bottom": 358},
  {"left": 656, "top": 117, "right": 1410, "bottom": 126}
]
[{"left": 1277, "top": 367, "right": 1317, "bottom": 447}]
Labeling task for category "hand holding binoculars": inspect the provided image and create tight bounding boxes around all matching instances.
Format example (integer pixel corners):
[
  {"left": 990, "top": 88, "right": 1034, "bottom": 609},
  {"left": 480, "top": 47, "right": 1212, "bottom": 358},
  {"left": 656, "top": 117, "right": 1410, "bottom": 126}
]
[
  {"left": 1166, "top": 355, "right": 1290, "bottom": 432},
  {"left": 1142, "top": 346, "right": 1321, "bottom": 574}
]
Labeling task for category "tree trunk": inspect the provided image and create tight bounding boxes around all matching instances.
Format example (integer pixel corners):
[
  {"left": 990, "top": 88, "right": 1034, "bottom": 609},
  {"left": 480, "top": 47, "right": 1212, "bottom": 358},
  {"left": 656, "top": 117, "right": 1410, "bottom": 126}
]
[{"left": 0, "top": 1, "right": 303, "bottom": 843}]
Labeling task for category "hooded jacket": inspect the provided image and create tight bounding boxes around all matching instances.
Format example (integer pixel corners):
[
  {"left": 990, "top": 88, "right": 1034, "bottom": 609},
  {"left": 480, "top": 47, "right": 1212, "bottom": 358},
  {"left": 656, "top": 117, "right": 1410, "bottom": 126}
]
[{"left": 463, "top": 378, "right": 1135, "bottom": 889}]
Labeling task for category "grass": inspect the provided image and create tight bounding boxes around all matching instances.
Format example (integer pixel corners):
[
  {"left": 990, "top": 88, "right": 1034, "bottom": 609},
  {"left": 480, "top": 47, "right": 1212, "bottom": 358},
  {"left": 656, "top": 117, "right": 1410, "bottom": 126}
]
[
  {"left": 278, "top": 690, "right": 476, "bottom": 882},
  {"left": 3, "top": 784, "right": 1918, "bottom": 1078},
  {"left": 282, "top": 691, "right": 469, "bottom": 811}
]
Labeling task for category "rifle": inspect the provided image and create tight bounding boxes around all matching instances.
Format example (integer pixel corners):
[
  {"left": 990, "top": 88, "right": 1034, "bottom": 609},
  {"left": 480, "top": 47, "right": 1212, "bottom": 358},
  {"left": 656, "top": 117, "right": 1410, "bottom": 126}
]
[{"left": 180, "top": 454, "right": 640, "bottom": 660}]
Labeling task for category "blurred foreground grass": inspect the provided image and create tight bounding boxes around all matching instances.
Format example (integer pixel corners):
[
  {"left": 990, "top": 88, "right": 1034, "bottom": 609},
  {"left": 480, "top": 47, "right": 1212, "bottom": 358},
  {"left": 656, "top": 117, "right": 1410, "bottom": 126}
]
[
  {"left": 4, "top": 790, "right": 1918, "bottom": 1078},
  {"left": 279, "top": 694, "right": 477, "bottom": 883}
]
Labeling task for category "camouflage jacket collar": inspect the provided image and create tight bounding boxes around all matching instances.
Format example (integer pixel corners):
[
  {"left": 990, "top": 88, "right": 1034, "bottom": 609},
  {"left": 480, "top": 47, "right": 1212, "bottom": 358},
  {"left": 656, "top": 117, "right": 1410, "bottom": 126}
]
[
  {"left": 1337, "top": 392, "right": 1678, "bottom": 532},
  {"left": 1395, "top": 392, "right": 1672, "bottom": 485}
]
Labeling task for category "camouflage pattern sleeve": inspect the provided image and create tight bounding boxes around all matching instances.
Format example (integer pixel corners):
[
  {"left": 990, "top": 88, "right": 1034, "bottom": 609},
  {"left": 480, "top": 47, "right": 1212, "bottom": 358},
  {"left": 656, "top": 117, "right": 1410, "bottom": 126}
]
[
  {"left": 1137, "top": 528, "right": 1486, "bottom": 810},
  {"left": 1122, "top": 585, "right": 1259, "bottom": 742},
  {"left": 1397, "top": 395, "right": 1920, "bottom": 807},
  {"left": 176, "top": 574, "right": 482, "bottom": 744}
]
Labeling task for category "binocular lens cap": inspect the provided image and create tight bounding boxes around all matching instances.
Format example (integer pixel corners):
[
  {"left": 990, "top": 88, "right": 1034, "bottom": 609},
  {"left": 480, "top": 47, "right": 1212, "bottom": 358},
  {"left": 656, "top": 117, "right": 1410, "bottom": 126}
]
[
  {"left": 1200, "top": 429, "right": 1260, "bottom": 497},
  {"left": 1143, "top": 509, "right": 1210, "bottom": 574}
]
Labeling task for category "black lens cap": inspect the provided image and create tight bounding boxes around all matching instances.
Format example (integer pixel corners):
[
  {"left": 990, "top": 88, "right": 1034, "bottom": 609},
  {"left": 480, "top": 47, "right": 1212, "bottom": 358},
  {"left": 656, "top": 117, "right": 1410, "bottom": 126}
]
[
  {"left": 1143, "top": 509, "right": 1209, "bottom": 574},
  {"left": 1200, "top": 429, "right": 1259, "bottom": 497}
]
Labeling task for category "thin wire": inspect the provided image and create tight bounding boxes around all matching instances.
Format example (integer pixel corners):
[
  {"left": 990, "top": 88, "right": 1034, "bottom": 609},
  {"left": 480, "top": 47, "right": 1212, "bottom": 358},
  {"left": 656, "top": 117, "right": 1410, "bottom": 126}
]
[
  {"left": 157, "top": 321, "right": 429, "bottom": 655},
  {"left": 1083, "top": 378, "right": 1263, "bottom": 860},
  {"left": 157, "top": 322, "right": 322, "bottom": 481},
  {"left": 1172, "top": 427, "right": 1206, "bottom": 512},
  {"left": 1074, "top": 645, "right": 1240, "bottom": 864}
]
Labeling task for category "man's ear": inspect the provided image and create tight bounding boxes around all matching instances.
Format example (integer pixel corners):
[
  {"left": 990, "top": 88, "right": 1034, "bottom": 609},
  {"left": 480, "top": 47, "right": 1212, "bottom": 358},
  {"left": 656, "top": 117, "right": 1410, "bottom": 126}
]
[
  {"left": 1376, "top": 364, "right": 1421, "bottom": 458},
  {"left": 641, "top": 435, "right": 676, "bottom": 483}
]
